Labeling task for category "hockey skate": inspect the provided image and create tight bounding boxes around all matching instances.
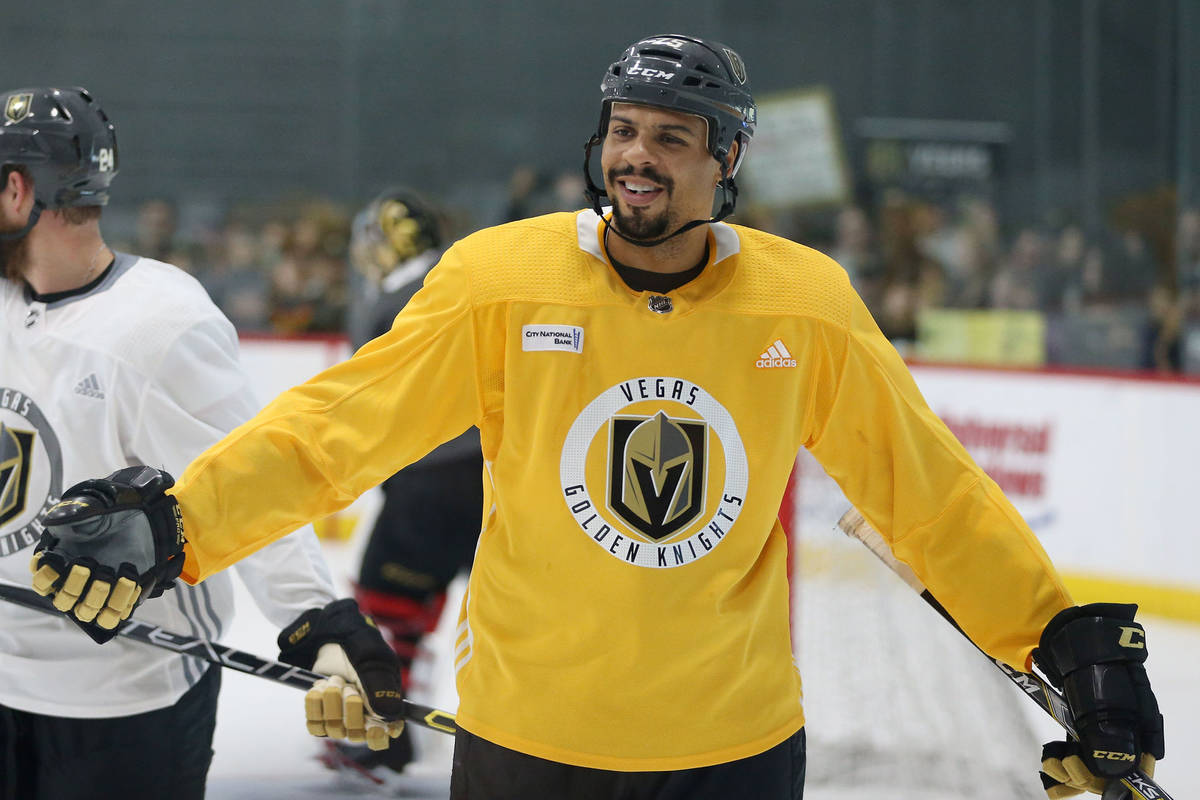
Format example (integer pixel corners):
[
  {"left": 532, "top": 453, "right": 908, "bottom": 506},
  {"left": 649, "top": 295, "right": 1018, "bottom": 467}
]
[{"left": 317, "top": 725, "right": 415, "bottom": 792}]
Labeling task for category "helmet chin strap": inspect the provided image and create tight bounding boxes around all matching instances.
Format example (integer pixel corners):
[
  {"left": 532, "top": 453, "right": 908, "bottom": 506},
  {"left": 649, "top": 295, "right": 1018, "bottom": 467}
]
[
  {"left": 0, "top": 201, "right": 44, "bottom": 241},
  {"left": 582, "top": 135, "right": 737, "bottom": 249}
]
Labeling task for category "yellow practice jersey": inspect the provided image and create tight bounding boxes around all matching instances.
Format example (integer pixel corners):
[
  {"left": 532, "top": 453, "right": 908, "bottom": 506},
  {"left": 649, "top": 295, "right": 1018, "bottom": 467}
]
[{"left": 173, "top": 209, "right": 1071, "bottom": 771}]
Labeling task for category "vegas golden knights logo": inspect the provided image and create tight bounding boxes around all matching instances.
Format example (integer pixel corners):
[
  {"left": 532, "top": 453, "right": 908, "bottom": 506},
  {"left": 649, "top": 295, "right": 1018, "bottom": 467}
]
[
  {"left": 723, "top": 49, "right": 748, "bottom": 85},
  {"left": 561, "top": 378, "right": 747, "bottom": 568},
  {"left": 4, "top": 93, "right": 32, "bottom": 124},
  {"left": 608, "top": 412, "right": 706, "bottom": 540},
  {"left": 0, "top": 422, "right": 35, "bottom": 526}
]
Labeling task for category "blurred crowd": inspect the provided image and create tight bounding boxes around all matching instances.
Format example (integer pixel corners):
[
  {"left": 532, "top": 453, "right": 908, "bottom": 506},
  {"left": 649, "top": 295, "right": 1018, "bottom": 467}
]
[
  {"left": 107, "top": 170, "right": 1200, "bottom": 373},
  {"left": 106, "top": 167, "right": 587, "bottom": 338},
  {"left": 753, "top": 188, "right": 1200, "bottom": 371}
]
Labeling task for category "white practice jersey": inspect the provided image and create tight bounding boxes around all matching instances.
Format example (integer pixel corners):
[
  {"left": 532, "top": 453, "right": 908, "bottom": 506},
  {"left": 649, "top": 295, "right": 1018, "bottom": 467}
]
[{"left": 0, "top": 253, "right": 336, "bottom": 718}]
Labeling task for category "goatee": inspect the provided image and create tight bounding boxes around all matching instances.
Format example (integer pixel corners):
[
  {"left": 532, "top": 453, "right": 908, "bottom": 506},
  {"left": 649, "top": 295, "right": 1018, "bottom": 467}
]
[{"left": 607, "top": 166, "right": 674, "bottom": 242}]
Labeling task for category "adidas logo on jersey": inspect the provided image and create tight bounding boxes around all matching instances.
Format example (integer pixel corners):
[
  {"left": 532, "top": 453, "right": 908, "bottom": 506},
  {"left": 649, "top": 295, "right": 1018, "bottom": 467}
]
[
  {"left": 74, "top": 374, "right": 105, "bottom": 399},
  {"left": 756, "top": 339, "right": 797, "bottom": 368}
]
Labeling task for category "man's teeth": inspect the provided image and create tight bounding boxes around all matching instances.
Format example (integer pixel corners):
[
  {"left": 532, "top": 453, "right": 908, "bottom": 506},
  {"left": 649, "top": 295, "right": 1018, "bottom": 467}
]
[{"left": 625, "top": 182, "right": 657, "bottom": 193}]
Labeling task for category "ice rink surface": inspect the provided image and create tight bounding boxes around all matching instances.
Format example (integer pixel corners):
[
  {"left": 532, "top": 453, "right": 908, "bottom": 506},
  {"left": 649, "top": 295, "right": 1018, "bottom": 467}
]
[{"left": 205, "top": 530, "right": 1199, "bottom": 800}]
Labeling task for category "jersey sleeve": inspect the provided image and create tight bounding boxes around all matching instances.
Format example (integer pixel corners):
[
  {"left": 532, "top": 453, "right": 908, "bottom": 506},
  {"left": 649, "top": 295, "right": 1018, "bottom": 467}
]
[
  {"left": 125, "top": 313, "right": 260, "bottom": 477},
  {"left": 131, "top": 310, "right": 338, "bottom": 621},
  {"left": 232, "top": 531, "right": 338, "bottom": 628},
  {"left": 803, "top": 282, "right": 1073, "bottom": 670},
  {"left": 173, "top": 246, "right": 483, "bottom": 583}
]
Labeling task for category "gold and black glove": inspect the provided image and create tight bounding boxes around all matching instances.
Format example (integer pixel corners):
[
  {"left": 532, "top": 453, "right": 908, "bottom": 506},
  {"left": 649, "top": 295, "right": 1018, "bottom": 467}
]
[
  {"left": 1032, "top": 603, "right": 1165, "bottom": 797},
  {"left": 30, "top": 466, "right": 186, "bottom": 643},
  {"left": 279, "top": 598, "right": 406, "bottom": 751}
]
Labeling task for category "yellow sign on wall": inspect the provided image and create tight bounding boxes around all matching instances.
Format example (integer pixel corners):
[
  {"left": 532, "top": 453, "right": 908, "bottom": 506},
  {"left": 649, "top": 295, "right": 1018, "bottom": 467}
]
[{"left": 916, "top": 309, "right": 1046, "bottom": 366}]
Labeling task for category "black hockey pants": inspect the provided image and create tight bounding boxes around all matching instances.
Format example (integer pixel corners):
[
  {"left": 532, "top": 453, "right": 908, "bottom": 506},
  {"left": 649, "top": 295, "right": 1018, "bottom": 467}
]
[
  {"left": 450, "top": 725, "right": 806, "bottom": 800},
  {"left": 0, "top": 663, "right": 219, "bottom": 800}
]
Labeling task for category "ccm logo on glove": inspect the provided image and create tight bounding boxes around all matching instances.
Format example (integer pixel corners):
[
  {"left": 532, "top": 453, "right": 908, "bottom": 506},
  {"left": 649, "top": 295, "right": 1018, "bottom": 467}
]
[{"left": 1118, "top": 626, "right": 1146, "bottom": 649}]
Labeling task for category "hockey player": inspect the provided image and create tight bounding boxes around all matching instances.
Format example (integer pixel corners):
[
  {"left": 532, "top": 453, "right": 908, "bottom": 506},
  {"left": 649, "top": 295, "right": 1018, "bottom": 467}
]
[
  {"left": 29, "top": 36, "right": 1163, "bottom": 800},
  {"left": 324, "top": 187, "right": 483, "bottom": 782},
  {"left": 0, "top": 86, "right": 401, "bottom": 800}
]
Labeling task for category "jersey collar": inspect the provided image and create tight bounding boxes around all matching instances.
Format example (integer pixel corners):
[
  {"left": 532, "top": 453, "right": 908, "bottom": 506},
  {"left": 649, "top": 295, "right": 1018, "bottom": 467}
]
[{"left": 575, "top": 208, "right": 740, "bottom": 314}]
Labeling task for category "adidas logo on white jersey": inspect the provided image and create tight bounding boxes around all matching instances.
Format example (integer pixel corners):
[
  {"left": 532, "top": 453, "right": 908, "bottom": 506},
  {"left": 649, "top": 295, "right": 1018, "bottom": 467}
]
[
  {"left": 74, "top": 374, "right": 105, "bottom": 399},
  {"left": 756, "top": 339, "right": 797, "bottom": 369}
]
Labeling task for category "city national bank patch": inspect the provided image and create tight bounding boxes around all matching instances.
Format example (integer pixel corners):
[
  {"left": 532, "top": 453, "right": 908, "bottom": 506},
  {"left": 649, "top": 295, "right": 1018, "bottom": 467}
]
[
  {"left": 522, "top": 324, "right": 584, "bottom": 353},
  {"left": 560, "top": 377, "right": 748, "bottom": 568}
]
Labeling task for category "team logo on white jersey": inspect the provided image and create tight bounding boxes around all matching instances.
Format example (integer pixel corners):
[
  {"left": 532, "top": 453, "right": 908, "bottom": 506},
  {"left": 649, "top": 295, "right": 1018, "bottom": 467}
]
[
  {"left": 560, "top": 377, "right": 748, "bottom": 569},
  {"left": 0, "top": 423, "right": 33, "bottom": 525},
  {"left": 0, "top": 388, "right": 64, "bottom": 556},
  {"left": 756, "top": 339, "right": 797, "bottom": 369}
]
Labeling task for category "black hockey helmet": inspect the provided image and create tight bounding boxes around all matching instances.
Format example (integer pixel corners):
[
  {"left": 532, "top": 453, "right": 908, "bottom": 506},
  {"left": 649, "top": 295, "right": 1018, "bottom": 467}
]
[
  {"left": 582, "top": 35, "right": 756, "bottom": 246},
  {"left": 349, "top": 187, "right": 442, "bottom": 280},
  {"left": 597, "top": 34, "right": 756, "bottom": 176},
  {"left": 0, "top": 87, "right": 117, "bottom": 239}
]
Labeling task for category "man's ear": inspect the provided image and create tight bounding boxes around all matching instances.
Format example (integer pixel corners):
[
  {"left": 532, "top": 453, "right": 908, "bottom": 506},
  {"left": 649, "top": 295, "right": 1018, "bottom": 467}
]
[{"left": 2, "top": 168, "right": 31, "bottom": 206}]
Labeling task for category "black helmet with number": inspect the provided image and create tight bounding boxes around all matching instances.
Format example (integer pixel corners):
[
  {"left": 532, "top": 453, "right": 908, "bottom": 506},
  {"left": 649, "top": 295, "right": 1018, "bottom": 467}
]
[
  {"left": 583, "top": 35, "right": 757, "bottom": 245},
  {"left": 0, "top": 87, "right": 118, "bottom": 219}
]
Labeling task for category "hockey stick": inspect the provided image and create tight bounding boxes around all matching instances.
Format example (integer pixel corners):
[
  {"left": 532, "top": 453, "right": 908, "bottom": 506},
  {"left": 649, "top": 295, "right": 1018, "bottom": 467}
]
[
  {"left": 0, "top": 580, "right": 458, "bottom": 736},
  {"left": 834, "top": 508, "right": 1171, "bottom": 800}
]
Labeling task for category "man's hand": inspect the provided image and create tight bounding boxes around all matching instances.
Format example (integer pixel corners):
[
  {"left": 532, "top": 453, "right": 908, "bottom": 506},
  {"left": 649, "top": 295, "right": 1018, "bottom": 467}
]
[
  {"left": 29, "top": 466, "right": 186, "bottom": 644},
  {"left": 1032, "top": 603, "right": 1165, "bottom": 797},
  {"left": 278, "top": 599, "right": 406, "bottom": 751}
]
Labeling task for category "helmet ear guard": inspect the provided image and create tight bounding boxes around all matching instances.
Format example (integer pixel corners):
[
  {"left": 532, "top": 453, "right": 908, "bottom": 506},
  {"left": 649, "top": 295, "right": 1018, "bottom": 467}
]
[{"left": 582, "top": 34, "right": 756, "bottom": 247}]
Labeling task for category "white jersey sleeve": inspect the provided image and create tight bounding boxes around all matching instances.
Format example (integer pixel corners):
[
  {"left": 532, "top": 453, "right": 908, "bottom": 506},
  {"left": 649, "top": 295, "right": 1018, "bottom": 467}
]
[{"left": 127, "top": 306, "right": 338, "bottom": 627}]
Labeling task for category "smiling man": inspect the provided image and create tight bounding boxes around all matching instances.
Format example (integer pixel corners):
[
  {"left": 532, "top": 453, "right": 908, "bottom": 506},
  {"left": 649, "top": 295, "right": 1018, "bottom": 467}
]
[
  {"left": 30, "top": 36, "right": 1164, "bottom": 800},
  {"left": 603, "top": 104, "right": 721, "bottom": 251}
]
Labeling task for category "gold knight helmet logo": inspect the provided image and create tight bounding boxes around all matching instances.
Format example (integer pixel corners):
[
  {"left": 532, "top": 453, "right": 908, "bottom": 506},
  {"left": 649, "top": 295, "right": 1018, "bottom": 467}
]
[
  {"left": 560, "top": 377, "right": 748, "bottom": 568},
  {"left": 609, "top": 412, "right": 706, "bottom": 541},
  {"left": 722, "top": 49, "right": 748, "bottom": 85},
  {"left": 5, "top": 93, "right": 33, "bottom": 125},
  {"left": 0, "top": 422, "right": 35, "bottom": 526}
]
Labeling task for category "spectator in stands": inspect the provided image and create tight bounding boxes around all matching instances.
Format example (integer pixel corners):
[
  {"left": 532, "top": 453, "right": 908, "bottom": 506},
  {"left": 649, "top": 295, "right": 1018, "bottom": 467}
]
[
  {"left": 199, "top": 220, "right": 271, "bottom": 333},
  {"left": 989, "top": 227, "right": 1047, "bottom": 310},
  {"left": 551, "top": 169, "right": 586, "bottom": 212},
  {"left": 1107, "top": 229, "right": 1159, "bottom": 307},
  {"left": 1179, "top": 206, "right": 1200, "bottom": 320},
  {"left": 877, "top": 193, "right": 945, "bottom": 342},
  {"left": 501, "top": 165, "right": 545, "bottom": 222},
  {"left": 945, "top": 197, "right": 1001, "bottom": 309},
  {"left": 830, "top": 205, "right": 884, "bottom": 311},
  {"left": 1038, "top": 224, "right": 1087, "bottom": 313},
  {"left": 501, "top": 165, "right": 586, "bottom": 222},
  {"left": 133, "top": 198, "right": 193, "bottom": 272},
  {"left": 949, "top": 224, "right": 999, "bottom": 309},
  {"left": 267, "top": 204, "right": 351, "bottom": 334},
  {"left": 1143, "top": 281, "right": 1183, "bottom": 371}
]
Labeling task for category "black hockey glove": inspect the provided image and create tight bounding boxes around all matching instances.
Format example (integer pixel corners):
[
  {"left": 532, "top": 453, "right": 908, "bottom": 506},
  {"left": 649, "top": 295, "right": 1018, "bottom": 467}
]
[
  {"left": 279, "top": 598, "right": 407, "bottom": 751},
  {"left": 1031, "top": 603, "right": 1164, "bottom": 798},
  {"left": 30, "top": 466, "right": 186, "bottom": 644}
]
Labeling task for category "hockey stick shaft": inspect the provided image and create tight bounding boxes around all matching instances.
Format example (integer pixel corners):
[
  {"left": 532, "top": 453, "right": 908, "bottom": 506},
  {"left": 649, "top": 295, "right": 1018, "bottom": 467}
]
[
  {"left": 834, "top": 508, "right": 1171, "bottom": 800},
  {"left": 0, "top": 580, "right": 458, "bottom": 736}
]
